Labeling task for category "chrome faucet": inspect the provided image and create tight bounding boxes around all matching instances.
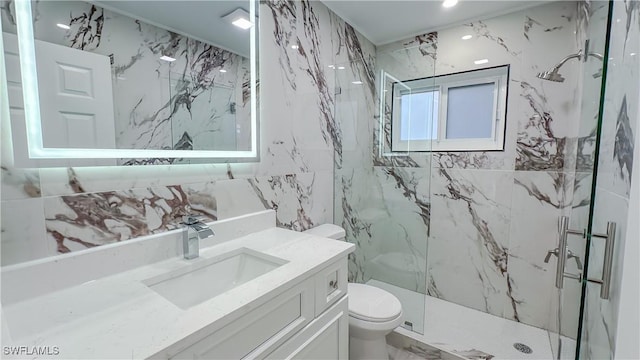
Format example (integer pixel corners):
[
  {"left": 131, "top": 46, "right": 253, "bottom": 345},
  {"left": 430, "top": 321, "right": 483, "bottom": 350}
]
[{"left": 182, "top": 215, "right": 214, "bottom": 260}]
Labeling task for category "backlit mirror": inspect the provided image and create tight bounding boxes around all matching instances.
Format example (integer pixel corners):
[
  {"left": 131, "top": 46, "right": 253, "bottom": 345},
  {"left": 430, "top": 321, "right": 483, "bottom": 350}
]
[{"left": 1, "top": 0, "right": 258, "bottom": 166}]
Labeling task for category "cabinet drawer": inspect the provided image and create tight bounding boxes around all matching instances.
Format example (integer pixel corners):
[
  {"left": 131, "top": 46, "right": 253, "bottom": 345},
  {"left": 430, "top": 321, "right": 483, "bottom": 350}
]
[
  {"left": 266, "top": 296, "right": 349, "bottom": 360},
  {"left": 314, "top": 258, "right": 348, "bottom": 316},
  {"left": 160, "top": 278, "right": 314, "bottom": 360}
]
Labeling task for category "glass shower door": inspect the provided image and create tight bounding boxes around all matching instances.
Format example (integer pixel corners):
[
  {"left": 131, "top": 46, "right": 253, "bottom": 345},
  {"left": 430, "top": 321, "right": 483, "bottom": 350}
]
[
  {"left": 333, "top": 35, "right": 435, "bottom": 335},
  {"left": 546, "top": 1, "right": 613, "bottom": 359}
]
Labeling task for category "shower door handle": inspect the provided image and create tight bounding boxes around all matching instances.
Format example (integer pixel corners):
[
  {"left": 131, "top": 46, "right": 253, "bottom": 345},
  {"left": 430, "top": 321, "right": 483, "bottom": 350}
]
[
  {"left": 554, "top": 216, "right": 586, "bottom": 289},
  {"left": 555, "top": 216, "right": 616, "bottom": 299},
  {"left": 589, "top": 222, "right": 616, "bottom": 300},
  {"left": 555, "top": 217, "right": 569, "bottom": 289}
]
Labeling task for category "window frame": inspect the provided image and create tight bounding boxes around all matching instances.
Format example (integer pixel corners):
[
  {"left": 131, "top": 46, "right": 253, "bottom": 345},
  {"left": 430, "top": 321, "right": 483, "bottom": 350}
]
[{"left": 391, "top": 65, "right": 509, "bottom": 153}]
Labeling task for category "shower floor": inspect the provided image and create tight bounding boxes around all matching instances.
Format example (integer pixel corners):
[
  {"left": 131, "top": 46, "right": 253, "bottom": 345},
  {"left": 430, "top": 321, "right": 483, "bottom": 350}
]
[{"left": 368, "top": 279, "right": 577, "bottom": 360}]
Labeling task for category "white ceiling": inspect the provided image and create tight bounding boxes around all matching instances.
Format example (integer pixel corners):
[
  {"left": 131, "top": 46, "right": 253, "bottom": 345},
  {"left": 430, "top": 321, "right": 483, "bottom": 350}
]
[
  {"left": 93, "top": 1, "right": 251, "bottom": 57},
  {"left": 322, "top": 0, "right": 550, "bottom": 45}
]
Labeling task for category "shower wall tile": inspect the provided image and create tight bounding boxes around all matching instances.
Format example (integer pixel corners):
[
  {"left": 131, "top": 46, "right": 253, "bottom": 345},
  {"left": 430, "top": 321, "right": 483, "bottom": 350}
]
[
  {"left": 336, "top": 0, "right": 590, "bottom": 336},
  {"left": 367, "top": 167, "right": 430, "bottom": 293},
  {"left": 335, "top": 167, "right": 380, "bottom": 284},
  {"left": 595, "top": 30, "right": 638, "bottom": 198},
  {"left": 335, "top": 166, "right": 430, "bottom": 292},
  {"left": 516, "top": 1, "right": 582, "bottom": 171},
  {"left": 580, "top": 2, "right": 639, "bottom": 358},
  {"left": 581, "top": 189, "right": 630, "bottom": 360},
  {"left": 426, "top": 169, "right": 514, "bottom": 317},
  {"left": 506, "top": 171, "right": 574, "bottom": 331}
]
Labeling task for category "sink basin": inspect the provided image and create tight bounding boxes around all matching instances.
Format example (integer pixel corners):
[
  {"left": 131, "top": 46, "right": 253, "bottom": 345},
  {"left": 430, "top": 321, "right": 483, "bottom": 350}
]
[{"left": 143, "top": 248, "right": 287, "bottom": 309}]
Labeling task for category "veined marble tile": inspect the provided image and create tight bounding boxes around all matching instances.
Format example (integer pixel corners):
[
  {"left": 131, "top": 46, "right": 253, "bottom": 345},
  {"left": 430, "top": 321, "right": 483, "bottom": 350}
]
[
  {"left": 366, "top": 167, "right": 430, "bottom": 293},
  {"left": 386, "top": 332, "right": 461, "bottom": 360},
  {"left": 597, "top": 13, "right": 639, "bottom": 199},
  {"left": 377, "top": 32, "right": 437, "bottom": 83},
  {"left": 333, "top": 23, "right": 377, "bottom": 172},
  {"left": 336, "top": 166, "right": 430, "bottom": 292},
  {"left": 0, "top": 166, "right": 41, "bottom": 201},
  {"left": 257, "top": 0, "right": 338, "bottom": 175},
  {"left": 335, "top": 167, "right": 379, "bottom": 284},
  {"left": 516, "top": 2, "right": 582, "bottom": 171},
  {"left": 580, "top": 281, "right": 615, "bottom": 360},
  {"left": 506, "top": 171, "right": 576, "bottom": 332},
  {"left": 38, "top": 164, "right": 247, "bottom": 197},
  {"left": 579, "top": 2, "right": 639, "bottom": 357},
  {"left": 1, "top": 198, "right": 51, "bottom": 265},
  {"left": 222, "top": 172, "right": 333, "bottom": 232},
  {"left": 580, "top": 187, "right": 630, "bottom": 360},
  {"left": 427, "top": 169, "right": 514, "bottom": 317},
  {"left": 436, "top": 13, "right": 523, "bottom": 75},
  {"left": 569, "top": 2, "right": 610, "bottom": 174},
  {"left": 43, "top": 183, "right": 216, "bottom": 253}
]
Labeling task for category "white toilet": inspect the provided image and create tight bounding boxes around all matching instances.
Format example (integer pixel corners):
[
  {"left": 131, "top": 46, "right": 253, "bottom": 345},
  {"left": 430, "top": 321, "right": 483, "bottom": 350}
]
[{"left": 304, "top": 224, "right": 404, "bottom": 360}]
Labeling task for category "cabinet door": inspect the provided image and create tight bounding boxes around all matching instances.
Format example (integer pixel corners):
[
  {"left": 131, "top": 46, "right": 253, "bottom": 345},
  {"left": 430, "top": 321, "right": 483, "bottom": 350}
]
[
  {"left": 266, "top": 296, "right": 348, "bottom": 360},
  {"left": 154, "top": 278, "right": 314, "bottom": 360}
]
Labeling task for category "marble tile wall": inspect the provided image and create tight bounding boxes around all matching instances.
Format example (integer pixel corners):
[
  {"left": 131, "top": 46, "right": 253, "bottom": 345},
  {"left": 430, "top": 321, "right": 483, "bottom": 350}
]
[
  {"left": 579, "top": 1, "right": 639, "bottom": 359},
  {"left": 333, "top": 0, "right": 617, "bottom": 337},
  {"left": 0, "top": 0, "right": 369, "bottom": 265}
]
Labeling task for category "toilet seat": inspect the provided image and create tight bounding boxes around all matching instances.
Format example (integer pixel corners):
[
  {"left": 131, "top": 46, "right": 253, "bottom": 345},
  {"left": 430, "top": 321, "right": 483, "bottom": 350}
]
[{"left": 348, "top": 283, "right": 402, "bottom": 322}]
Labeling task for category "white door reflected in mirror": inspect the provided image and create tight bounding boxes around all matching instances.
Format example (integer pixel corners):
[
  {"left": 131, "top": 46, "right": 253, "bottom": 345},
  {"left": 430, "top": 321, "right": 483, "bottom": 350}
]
[{"left": 1, "top": 0, "right": 259, "bottom": 166}]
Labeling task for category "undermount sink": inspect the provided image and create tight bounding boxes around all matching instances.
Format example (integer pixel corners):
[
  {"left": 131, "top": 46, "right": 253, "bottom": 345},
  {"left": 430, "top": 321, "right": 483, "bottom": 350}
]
[{"left": 143, "top": 248, "right": 287, "bottom": 309}]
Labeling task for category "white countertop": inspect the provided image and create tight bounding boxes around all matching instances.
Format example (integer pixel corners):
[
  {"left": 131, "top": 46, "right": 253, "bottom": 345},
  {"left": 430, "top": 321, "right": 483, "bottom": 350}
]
[{"left": 1, "top": 227, "right": 354, "bottom": 359}]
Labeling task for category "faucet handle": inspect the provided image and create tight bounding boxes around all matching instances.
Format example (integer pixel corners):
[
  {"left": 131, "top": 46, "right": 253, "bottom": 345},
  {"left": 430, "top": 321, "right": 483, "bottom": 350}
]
[
  {"left": 545, "top": 248, "right": 559, "bottom": 263},
  {"left": 182, "top": 214, "right": 204, "bottom": 225},
  {"left": 567, "top": 249, "right": 583, "bottom": 270}
]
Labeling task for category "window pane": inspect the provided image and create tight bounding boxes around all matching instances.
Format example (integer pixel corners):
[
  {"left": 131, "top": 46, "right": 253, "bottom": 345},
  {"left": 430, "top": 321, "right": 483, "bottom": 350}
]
[
  {"left": 400, "top": 91, "right": 438, "bottom": 141},
  {"left": 446, "top": 83, "right": 494, "bottom": 139}
]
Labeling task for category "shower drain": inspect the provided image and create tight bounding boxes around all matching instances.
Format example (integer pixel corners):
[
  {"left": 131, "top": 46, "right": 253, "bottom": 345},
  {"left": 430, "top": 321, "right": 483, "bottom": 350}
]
[{"left": 513, "top": 343, "right": 533, "bottom": 354}]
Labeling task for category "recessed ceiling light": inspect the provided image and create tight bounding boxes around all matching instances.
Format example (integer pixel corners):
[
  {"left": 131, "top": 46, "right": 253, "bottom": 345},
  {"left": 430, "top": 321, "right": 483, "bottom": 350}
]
[
  {"left": 338, "top": 66, "right": 345, "bottom": 70},
  {"left": 232, "top": 18, "right": 253, "bottom": 30},
  {"left": 352, "top": 80, "right": 363, "bottom": 85},
  {"left": 474, "top": 58, "right": 489, "bottom": 65},
  {"left": 223, "top": 8, "right": 253, "bottom": 30},
  {"left": 56, "top": 23, "right": 70, "bottom": 30},
  {"left": 159, "top": 55, "right": 176, "bottom": 62},
  {"left": 328, "top": 65, "right": 336, "bottom": 69},
  {"left": 219, "top": 69, "right": 227, "bottom": 73},
  {"left": 631, "top": 53, "right": 637, "bottom": 57},
  {"left": 461, "top": 35, "right": 472, "bottom": 40},
  {"left": 442, "top": 0, "right": 458, "bottom": 8},
  {"left": 291, "top": 45, "right": 299, "bottom": 50}
]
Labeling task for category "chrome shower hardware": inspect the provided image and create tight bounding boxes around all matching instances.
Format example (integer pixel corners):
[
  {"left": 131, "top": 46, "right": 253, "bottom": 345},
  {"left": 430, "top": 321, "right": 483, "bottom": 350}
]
[
  {"left": 550, "top": 216, "right": 616, "bottom": 300},
  {"left": 537, "top": 40, "right": 605, "bottom": 83}
]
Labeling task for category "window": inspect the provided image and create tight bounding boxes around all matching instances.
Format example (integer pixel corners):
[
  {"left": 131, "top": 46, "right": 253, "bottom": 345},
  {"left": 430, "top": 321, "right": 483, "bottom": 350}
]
[{"left": 391, "top": 65, "right": 509, "bottom": 152}]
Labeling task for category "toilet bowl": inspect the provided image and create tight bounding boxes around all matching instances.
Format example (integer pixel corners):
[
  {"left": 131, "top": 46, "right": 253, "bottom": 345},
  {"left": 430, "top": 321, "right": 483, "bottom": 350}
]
[
  {"left": 303, "top": 224, "right": 404, "bottom": 360},
  {"left": 348, "top": 283, "right": 403, "bottom": 359}
]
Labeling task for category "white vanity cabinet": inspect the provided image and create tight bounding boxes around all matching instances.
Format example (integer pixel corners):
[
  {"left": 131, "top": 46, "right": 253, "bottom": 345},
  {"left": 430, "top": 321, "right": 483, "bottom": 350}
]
[{"left": 154, "top": 257, "right": 349, "bottom": 360}]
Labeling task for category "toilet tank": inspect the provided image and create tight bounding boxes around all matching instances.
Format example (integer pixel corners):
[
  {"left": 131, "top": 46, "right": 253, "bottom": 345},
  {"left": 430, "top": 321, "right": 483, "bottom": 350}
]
[{"left": 303, "top": 224, "right": 346, "bottom": 240}]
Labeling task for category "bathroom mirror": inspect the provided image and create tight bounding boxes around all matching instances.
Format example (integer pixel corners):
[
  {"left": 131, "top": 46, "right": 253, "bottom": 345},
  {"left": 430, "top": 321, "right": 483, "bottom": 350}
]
[{"left": 1, "top": 0, "right": 259, "bottom": 166}]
